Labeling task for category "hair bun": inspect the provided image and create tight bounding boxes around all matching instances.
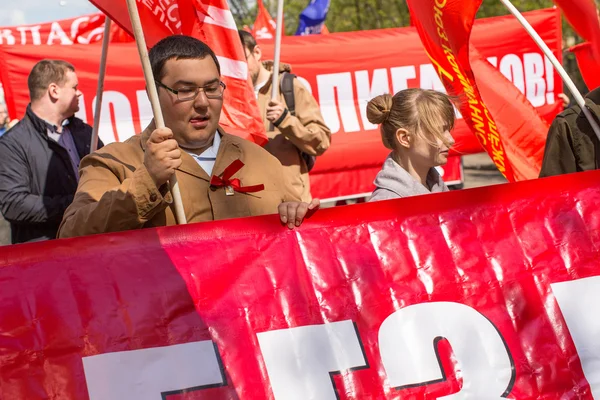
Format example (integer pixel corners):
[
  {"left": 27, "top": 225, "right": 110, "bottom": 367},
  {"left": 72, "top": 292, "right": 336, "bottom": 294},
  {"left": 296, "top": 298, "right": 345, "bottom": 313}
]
[{"left": 366, "top": 93, "right": 393, "bottom": 125}]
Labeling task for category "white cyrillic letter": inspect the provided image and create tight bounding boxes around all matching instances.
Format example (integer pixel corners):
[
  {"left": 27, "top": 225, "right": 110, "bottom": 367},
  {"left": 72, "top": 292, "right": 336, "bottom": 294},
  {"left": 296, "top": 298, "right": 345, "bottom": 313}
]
[
  {"left": 16, "top": 26, "right": 42, "bottom": 45},
  {"left": 317, "top": 73, "right": 361, "bottom": 134},
  {"left": 136, "top": 90, "right": 153, "bottom": 131},
  {"left": 391, "top": 65, "right": 416, "bottom": 93},
  {"left": 92, "top": 91, "right": 136, "bottom": 144},
  {"left": 552, "top": 276, "right": 600, "bottom": 398},
  {"left": 379, "top": 302, "right": 514, "bottom": 399},
  {"left": 47, "top": 22, "right": 73, "bottom": 45},
  {"left": 0, "top": 29, "right": 16, "bottom": 45},
  {"left": 83, "top": 341, "right": 224, "bottom": 400},
  {"left": 419, "top": 64, "right": 446, "bottom": 92},
  {"left": 523, "top": 52, "right": 546, "bottom": 107},
  {"left": 257, "top": 321, "right": 367, "bottom": 400},
  {"left": 355, "top": 68, "right": 390, "bottom": 130},
  {"left": 499, "top": 54, "right": 525, "bottom": 95}
]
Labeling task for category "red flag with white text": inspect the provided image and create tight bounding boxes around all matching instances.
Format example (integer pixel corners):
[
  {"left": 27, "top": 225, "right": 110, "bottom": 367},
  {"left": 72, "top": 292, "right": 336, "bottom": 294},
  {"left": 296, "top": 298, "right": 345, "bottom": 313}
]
[
  {"left": 252, "top": 0, "right": 278, "bottom": 40},
  {"left": 88, "top": 0, "right": 268, "bottom": 145},
  {"left": 406, "top": 0, "right": 550, "bottom": 181}
]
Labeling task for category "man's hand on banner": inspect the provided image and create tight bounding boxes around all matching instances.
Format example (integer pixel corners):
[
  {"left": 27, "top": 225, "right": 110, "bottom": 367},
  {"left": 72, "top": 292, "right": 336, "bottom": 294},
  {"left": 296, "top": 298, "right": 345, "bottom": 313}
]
[
  {"left": 278, "top": 198, "right": 320, "bottom": 229},
  {"left": 144, "top": 127, "right": 182, "bottom": 188},
  {"left": 266, "top": 99, "right": 288, "bottom": 127}
]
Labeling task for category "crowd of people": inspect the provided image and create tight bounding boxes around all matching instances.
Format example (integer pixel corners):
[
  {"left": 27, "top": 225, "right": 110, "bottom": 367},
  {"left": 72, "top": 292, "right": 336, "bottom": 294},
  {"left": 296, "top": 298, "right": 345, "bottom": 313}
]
[{"left": 0, "top": 32, "right": 596, "bottom": 245}]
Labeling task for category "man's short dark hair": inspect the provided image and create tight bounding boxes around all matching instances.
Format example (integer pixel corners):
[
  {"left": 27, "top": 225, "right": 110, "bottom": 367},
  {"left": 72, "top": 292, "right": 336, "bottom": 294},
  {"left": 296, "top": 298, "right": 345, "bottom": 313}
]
[
  {"left": 149, "top": 35, "right": 221, "bottom": 80},
  {"left": 238, "top": 30, "right": 257, "bottom": 52},
  {"left": 27, "top": 60, "right": 75, "bottom": 101}
]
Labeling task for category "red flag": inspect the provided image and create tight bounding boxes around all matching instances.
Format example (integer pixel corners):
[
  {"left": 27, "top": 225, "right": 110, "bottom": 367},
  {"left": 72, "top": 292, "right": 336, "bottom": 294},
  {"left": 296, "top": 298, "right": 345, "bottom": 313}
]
[
  {"left": 571, "top": 42, "right": 600, "bottom": 90},
  {"left": 252, "top": 0, "right": 278, "bottom": 40},
  {"left": 553, "top": 0, "right": 600, "bottom": 44},
  {"left": 406, "top": 0, "right": 549, "bottom": 181},
  {"left": 89, "top": 0, "right": 268, "bottom": 146},
  {"left": 554, "top": 0, "right": 600, "bottom": 91}
]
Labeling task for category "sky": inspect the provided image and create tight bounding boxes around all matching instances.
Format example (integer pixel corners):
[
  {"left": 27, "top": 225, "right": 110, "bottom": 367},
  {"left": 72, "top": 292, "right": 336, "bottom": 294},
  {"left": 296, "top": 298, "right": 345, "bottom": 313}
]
[{"left": 0, "top": 0, "right": 99, "bottom": 26}]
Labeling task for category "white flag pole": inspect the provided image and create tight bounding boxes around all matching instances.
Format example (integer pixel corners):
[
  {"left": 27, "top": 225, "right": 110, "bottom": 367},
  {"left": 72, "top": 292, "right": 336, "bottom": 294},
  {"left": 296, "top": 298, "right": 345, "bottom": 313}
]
[
  {"left": 90, "top": 18, "right": 111, "bottom": 154},
  {"left": 271, "top": 0, "right": 285, "bottom": 100},
  {"left": 125, "top": 0, "right": 187, "bottom": 225},
  {"left": 499, "top": 0, "right": 600, "bottom": 142}
]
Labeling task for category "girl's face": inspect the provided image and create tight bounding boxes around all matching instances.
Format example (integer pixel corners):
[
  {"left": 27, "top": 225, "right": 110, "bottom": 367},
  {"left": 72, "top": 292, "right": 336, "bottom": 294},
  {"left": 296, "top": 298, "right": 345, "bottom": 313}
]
[{"left": 411, "top": 129, "right": 455, "bottom": 168}]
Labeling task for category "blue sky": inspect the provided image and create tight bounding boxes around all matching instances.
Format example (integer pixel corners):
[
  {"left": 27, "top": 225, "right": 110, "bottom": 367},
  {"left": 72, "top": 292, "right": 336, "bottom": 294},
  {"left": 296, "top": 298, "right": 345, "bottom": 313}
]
[{"left": 0, "top": 0, "right": 99, "bottom": 26}]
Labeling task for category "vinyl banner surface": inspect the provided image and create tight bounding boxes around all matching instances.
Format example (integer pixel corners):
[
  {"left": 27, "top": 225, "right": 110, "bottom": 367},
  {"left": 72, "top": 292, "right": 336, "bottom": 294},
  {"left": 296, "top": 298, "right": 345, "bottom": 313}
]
[
  {"left": 0, "top": 171, "right": 600, "bottom": 399},
  {"left": 0, "top": 9, "right": 561, "bottom": 198}
]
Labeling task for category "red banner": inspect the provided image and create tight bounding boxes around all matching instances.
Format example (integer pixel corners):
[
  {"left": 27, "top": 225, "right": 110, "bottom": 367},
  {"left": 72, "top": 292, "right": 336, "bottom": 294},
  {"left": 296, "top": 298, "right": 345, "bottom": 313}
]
[
  {"left": 0, "top": 9, "right": 561, "bottom": 199},
  {"left": 0, "top": 171, "right": 599, "bottom": 398}
]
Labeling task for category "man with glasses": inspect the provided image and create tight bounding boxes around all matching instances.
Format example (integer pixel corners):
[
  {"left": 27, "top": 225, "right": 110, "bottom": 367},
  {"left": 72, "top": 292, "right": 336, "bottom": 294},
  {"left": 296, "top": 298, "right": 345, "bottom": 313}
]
[{"left": 59, "top": 35, "right": 316, "bottom": 238}]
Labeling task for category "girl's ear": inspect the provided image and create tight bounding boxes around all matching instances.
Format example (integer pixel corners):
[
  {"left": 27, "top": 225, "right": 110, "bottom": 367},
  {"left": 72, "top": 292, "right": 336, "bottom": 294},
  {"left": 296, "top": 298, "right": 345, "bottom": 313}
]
[{"left": 395, "top": 128, "right": 411, "bottom": 149}]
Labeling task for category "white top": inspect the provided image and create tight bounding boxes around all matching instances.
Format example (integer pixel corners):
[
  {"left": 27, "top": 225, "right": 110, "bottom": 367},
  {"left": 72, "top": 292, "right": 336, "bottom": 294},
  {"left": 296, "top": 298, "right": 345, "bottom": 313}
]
[
  {"left": 186, "top": 132, "right": 221, "bottom": 176},
  {"left": 254, "top": 78, "right": 269, "bottom": 99}
]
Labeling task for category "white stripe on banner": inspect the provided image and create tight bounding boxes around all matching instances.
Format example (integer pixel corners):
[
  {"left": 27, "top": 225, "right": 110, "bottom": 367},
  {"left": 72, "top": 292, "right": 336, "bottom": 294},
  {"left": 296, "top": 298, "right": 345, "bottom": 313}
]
[
  {"left": 217, "top": 56, "right": 248, "bottom": 80},
  {"left": 200, "top": 6, "right": 238, "bottom": 31}
]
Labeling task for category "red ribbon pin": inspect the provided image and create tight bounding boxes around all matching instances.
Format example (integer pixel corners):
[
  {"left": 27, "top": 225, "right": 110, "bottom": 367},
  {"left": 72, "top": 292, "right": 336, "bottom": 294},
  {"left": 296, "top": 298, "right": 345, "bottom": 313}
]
[{"left": 210, "top": 159, "right": 265, "bottom": 193}]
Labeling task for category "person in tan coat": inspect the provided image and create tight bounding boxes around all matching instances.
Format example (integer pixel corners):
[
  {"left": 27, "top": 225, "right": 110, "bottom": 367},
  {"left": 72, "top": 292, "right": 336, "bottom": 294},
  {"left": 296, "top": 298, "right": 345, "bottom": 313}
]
[
  {"left": 239, "top": 31, "right": 331, "bottom": 202},
  {"left": 58, "top": 35, "right": 318, "bottom": 239}
]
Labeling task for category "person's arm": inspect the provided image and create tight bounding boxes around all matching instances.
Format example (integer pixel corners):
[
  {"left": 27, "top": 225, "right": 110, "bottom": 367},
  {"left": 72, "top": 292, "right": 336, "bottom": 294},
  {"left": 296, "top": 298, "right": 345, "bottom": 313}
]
[
  {"left": 59, "top": 128, "right": 181, "bottom": 238},
  {"left": 269, "top": 80, "right": 331, "bottom": 156},
  {"left": 0, "top": 140, "right": 73, "bottom": 224},
  {"left": 539, "top": 117, "right": 578, "bottom": 177}
]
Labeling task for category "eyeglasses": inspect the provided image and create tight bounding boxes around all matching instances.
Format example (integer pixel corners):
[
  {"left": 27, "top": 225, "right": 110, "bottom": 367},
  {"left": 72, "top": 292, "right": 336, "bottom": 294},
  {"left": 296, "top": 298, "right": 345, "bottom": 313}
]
[{"left": 155, "top": 80, "right": 226, "bottom": 101}]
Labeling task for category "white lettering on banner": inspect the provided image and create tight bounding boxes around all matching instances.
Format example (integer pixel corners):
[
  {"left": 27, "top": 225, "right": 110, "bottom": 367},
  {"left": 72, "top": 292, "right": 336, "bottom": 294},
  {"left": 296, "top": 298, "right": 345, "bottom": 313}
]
[
  {"left": 317, "top": 72, "right": 361, "bottom": 134},
  {"left": 523, "top": 52, "right": 546, "bottom": 107},
  {"left": 355, "top": 69, "right": 390, "bottom": 130},
  {"left": 257, "top": 320, "right": 368, "bottom": 400},
  {"left": 0, "top": 29, "right": 16, "bottom": 45},
  {"left": 71, "top": 16, "right": 90, "bottom": 42},
  {"left": 391, "top": 65, "right": 416, "bottom": 93},
  {"left": 552, "top": 277, "right": 600, "bottom": 398},
  {"left": 487, "top": 56, "right": 498, "bottom": 67},
  {"left": 544, "top": 55, "right": 555, "bottom": 105},
  {"left": 379, "top": 302, "right": 515, "bottom": 398},
  {"left": 16, "top": 26, "right": 42, "bottom": 45},
  {"left": 419, "top": 63, "right": 446, "bottom": 92},
  {"left": 499, "top": 54, "right": 525, "bottom": 95},
  {"left": 136, "top": 90, "right": 153, "bottom": 130},
  {"left": 83, "top": 341, "right": 226, "bottom": 399},
  {"left": 47, "top": 22, "right": 73, "bottom": 45},
  {"left": 92, "top": 92, "right": 137, "bottom": 144}
]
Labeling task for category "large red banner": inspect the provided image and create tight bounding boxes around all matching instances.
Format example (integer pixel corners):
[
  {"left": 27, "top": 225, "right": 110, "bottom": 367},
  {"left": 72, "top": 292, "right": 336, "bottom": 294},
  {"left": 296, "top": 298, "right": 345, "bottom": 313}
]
[
  {"left": 0, "top": 9, "right": 561, "bottom": 199},
  {"left": 0, "top": 171, "right": 599, "bottom": 398}
]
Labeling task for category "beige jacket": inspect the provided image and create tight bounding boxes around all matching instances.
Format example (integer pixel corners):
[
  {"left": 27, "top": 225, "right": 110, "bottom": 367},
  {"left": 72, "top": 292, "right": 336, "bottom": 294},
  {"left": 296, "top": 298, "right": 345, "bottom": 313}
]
[
  {"left": 58, "top": 128, "right": 300, "bottom": 239},
  {"left": 257, "top": 62, "right": 331, "bottom": 202}
]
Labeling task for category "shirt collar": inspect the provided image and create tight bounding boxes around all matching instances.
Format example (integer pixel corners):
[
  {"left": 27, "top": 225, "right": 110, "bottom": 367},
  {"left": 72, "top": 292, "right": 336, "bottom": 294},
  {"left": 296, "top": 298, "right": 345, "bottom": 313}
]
[
  {"left": 43, "top": 118, "right": 70, "bottom": 134},
  {"left": 189, "top": 132, "right": 221, "bottom": 160}
]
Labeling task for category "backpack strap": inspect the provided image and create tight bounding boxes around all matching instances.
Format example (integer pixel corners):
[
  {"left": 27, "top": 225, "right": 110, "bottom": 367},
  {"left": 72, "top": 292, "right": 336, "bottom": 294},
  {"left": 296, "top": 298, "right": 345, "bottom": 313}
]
[{"left": 280, "top": 72, "right": 296, "bottom": 116}]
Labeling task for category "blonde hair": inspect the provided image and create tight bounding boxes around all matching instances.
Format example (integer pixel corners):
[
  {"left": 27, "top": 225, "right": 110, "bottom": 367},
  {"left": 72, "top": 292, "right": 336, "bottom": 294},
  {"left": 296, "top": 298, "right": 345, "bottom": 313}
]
[{"left": 366, "top": 89, "right": 456, "bottom": 150}]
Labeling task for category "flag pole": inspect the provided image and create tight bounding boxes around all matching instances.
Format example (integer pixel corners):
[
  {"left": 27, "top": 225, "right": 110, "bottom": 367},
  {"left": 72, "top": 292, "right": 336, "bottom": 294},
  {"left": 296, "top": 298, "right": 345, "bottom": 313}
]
[
  {"left": 499, "top": 0, "right": 600, "bottom": 142},
  {"left": 90, "top": 17, "right": 111, "bottom": 154},
  {"left": 270, "top": 0, "right": 284, "bottom": 100},
  {"left": 125, "top": 0, "right": 187, "bottom": 225}
]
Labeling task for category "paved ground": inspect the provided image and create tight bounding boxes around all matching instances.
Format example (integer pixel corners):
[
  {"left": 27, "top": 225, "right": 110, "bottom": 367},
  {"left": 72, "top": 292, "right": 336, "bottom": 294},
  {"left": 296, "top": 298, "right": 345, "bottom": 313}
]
[
  {"left": 0, "top": 153, "right": 507, "bottom": 247},
  {"left": 462, "top": 152, "right": 507, "bottom": 189}
]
